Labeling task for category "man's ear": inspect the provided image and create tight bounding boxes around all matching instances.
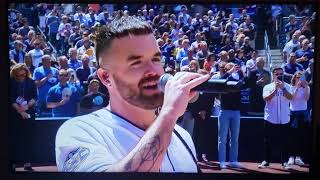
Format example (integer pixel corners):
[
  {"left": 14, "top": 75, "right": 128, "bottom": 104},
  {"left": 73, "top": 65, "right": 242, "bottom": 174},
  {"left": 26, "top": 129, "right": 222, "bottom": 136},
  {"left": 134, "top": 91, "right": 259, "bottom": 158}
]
[{"left": 97, "top": 68, "right": 111, "bottom": 87}]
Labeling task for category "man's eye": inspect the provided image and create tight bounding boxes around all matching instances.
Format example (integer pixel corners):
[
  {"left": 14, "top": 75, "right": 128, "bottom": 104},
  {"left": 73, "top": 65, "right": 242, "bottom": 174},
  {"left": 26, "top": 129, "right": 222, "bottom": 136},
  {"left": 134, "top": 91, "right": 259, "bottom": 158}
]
[{"left": 131, "top": 61, "right": 141, "bottom": 66}]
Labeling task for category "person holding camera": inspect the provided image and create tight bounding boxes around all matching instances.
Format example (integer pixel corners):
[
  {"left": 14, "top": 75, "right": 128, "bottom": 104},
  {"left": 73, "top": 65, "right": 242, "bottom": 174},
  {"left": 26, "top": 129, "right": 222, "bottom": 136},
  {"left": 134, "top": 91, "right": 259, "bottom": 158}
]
[{"left": 258, "top": 67, "right": 294, "bottom": 169}]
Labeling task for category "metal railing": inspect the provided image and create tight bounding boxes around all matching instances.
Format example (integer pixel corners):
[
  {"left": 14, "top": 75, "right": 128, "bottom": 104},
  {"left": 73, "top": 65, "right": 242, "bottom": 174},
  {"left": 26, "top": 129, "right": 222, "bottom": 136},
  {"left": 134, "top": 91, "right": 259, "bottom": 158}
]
[
  {"left": 37, "top": 25, "right": 57, "bottom": 57},
  {"left": 264, "top": 30, "right": 272, "bottom": 70},
  {"left": 276, "top": 16, "right": 304, "bottom": 48}
]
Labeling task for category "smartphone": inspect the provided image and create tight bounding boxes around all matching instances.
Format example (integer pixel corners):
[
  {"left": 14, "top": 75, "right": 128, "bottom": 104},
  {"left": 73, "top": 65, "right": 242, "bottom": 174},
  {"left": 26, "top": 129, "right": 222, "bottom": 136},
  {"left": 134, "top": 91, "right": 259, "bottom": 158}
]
[{"left": 300, "top": 74, "right": 305, "bottom": 81}]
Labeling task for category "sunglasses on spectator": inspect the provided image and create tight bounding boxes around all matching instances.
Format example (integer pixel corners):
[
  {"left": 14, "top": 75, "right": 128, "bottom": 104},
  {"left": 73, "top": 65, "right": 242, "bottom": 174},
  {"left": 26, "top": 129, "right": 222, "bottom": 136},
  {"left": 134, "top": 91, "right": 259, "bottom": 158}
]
[
  {"left": 274, "top": 73, "right": 283, "bottom": 76},
  {"left": 59, "top": 74, "right": 69, "bottom": 77}
]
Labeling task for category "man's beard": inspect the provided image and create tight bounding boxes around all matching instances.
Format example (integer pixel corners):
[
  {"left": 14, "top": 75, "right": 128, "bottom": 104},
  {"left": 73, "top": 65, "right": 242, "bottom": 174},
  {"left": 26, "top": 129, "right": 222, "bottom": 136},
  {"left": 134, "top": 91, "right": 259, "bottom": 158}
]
[{"left": 112, "top": 74, "right": 164, "bottom": 110}]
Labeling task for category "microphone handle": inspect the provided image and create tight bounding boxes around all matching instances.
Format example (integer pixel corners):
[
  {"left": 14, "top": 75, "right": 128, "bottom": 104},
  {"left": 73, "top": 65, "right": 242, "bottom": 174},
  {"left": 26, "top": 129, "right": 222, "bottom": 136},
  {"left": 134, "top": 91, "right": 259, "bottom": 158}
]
[{"left": 192, "top": 79, "right": 243, "bottom": 94}]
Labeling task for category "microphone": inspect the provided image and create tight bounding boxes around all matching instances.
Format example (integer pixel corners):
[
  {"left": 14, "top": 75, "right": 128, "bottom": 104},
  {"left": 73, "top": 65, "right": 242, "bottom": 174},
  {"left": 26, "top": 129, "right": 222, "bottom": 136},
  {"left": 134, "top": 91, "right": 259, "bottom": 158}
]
[{"left": 157, "top": 73, "right": 244, "bottom": 94}]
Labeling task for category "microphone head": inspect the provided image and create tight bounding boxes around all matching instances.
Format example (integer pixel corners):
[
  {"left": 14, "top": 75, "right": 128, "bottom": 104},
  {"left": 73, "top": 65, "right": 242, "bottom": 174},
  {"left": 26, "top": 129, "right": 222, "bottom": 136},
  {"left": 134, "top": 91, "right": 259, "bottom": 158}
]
[{"left": 157, "top": 73, "right": 173, "bottom": 92}]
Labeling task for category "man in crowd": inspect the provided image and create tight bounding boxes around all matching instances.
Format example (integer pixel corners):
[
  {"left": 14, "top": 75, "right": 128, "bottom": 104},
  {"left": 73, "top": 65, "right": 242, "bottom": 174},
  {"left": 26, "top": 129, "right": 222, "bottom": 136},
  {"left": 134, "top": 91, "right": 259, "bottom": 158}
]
[{"left": 282, "top": 52, "right": 304, "bottom": 84}]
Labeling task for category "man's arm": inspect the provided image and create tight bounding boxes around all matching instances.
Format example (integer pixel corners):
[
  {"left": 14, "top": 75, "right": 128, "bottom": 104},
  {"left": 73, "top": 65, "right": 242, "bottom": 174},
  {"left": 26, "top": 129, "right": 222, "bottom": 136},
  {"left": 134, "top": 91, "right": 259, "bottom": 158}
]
[{"left": 105, "top": 72, "right": 210, "bottom": 172}]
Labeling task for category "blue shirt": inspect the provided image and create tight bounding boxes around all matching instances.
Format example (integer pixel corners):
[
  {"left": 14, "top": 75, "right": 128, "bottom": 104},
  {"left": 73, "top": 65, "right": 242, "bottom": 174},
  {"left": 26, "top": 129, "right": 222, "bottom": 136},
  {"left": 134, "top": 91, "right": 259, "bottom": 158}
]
[
  {"left": 33, "top": 66, "right": 59, "bottom": 102},
  {"left": 68, "top": 59, "right": 82, "bottom": 71},
  {"left": 47, "top": 83, "right": 81, "bottom": 117},
  {"left": 47, "top": 15, "right": 60, "bottom": 34},
  {"left": 295, "top": 48, "right": 314, "bottom": 70},
  {"left": 176, "top": 48, "right": 188, "bottom": 63}
]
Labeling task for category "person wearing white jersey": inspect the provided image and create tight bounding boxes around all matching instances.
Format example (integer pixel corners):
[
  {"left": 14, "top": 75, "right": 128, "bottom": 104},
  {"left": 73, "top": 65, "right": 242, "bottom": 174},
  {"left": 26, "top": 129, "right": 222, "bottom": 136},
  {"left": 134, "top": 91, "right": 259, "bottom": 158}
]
[
  {"left": 55, "top": 14, "right": 210, "bottom": 172},
  {"left": 287, "top": 71, "right": 310, "bottom": 167},
  {"left": 258, "top": 67, "right": 294, "bottom": 170}
]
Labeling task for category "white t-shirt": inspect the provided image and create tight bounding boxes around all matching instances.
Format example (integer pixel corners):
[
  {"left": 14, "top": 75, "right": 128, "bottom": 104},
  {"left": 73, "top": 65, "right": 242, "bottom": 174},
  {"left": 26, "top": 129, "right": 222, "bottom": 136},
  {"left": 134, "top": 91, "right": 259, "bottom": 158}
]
[
  {"left": 28, "top": 49, "right": 44, "bottom": 67},
  {"left": 290, "top": 86, "right": 309, "bottom": 111},
  {"left": 55, "top": 108, "right": 198, "bottom": 172},
  {"left": 283, "top": 40, "right": 300, "bottom": 60},
  {"left": 263, "top": 82, "right": 293, "bottom": 124}
]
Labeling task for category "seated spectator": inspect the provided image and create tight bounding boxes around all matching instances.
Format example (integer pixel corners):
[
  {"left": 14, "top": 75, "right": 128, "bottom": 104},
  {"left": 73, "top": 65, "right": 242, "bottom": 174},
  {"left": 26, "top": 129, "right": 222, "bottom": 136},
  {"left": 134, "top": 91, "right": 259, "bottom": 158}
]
[
  {"left": 188, "top": 60, "right": 200, "bottom": 73},
  {"left": 80, "top": 79, "right": 109, "bottom": 115},
  {"left": 220, "top": 34, "right": 234, "bottom": 52},
  {"left": 234, "top": 33, "right": 245, "bottom": 50},
  {"left": 295, "top": 39, "right": 314, "bottom": 70},
  {"left": 180, "top": 48, "right": 195, "bottom": 69},
  {"left": 67, "top": 48, "right": 82, "bottom": 71},
  {"left": 282, "top": 52, "right": 304, "bottom": 83},
  {"left": 190, "top": 33, "right": 203, "bottom": 53},
  {"left": 33, "top": 55, "right": 59, "bottom": 116},
  {"left": 46, "top": 69, "right": 81, "bottom": 117},
  {"left": 10, "top": 40, "right": 26, "bottom": 65},
  {"left": 161, "top": 38, "right": 175, "bottom": 68},
  {"left": 28, "top": 39, "right": 44, "bottom": 68}
]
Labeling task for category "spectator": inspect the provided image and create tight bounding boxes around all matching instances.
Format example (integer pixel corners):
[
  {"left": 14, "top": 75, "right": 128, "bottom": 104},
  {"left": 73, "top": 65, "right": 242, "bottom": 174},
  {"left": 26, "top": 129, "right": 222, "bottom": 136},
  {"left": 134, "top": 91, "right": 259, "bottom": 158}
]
[
  {"left": 188, "top": 60, "right": 200, "bottom": 73},
  {"left": 258, "top": 67, "right": 294, "bottom": 170},
  {"left": 285, "top": 15, "right": 299, "bottom": 42},
  {"left": 239, "top": 9, "right": 248, "bottom": 24},
  {"left": 17, "top": 18, "right": 33, "bottom": 39},
  {"left": 9, "top": 40, "right": 26, "bottom": 65},
  {"left": 24, "top": 53, "right": 35, "bottom": 75},
  {"left": 46, "top": 9, "right": 60, "bottom": 49},
  {"left": 28, "top": 39, "right": 44, "bottom": 68},
  {"left": 218, "top": 62, "right": 245, "bottom": 169},
  {"left": 47, "top": 69, "right": 81, "bottom": 117},
  {"left": 87, "top": 70, "right": 108, "bottom": 96},
  {"left": 161, "top": 38, "right": 175, "bottom": 68},
  {"left": 80, "top": 79, "right": 109, "bottom": 115},
  {"left": 203, "top": 53, "right": 217, "bottom": 73},
  {"left": 220, "top": 34, "right": 234, "bottom": 52},
  {"left": 282, "top": 52, "right": 304, "bottom": 83},
  {"left": 299, "top": 16, "right": 312, "bottom": 39},
  {"left": 67, "top": 48, "right": 82, "bottom": 71},
  {"left": 225, "top": 13, "right": 238, "bottom": 39},
  {"left": 195, "top": 41, "right": 210, "bottom": 68},
  {"left": 247, "top": 57, "right": 271, "bottom": 113},
  {"left": 176, "top": 39, "right": 190, "bottom": 65},
  {"left": 287, "top": 71, "right": 310, "bottom": 167},
  {"left": 241, "top": 36, "right": 254, "bottom": 60},
  {"left": 10, "top": 63, "right": 37, "bottom": 171},
  {"left": 24, "top": 30, "right": 36, "bottom": 52},
  {"left": 190, "top": 33, "right": 203, "bottom": 53},
  {"left": 282, "top": 32, "right": 300, "bottom": 63},
  {"left": 209, "top": 16, "right": 223, "bottom": 47},
  {"left": 57, "top": 55, "right": 71, "bottom": 70},
  {"left": 295, "top": 39, "right": 314, "bottom": 70},
  {"left": 33, "top": 55, "right": 59, "bottom": 116},
  {"left": 73, "top": 6, "right": 87, "bottom": 25},
  {"left": 246, "top": 50, "right": 258, "bottom": 72},
  {"left": 77, "top": 37, "right": 96, "bottom": 64},
  {"left": 76, "top": 54, "right": 96, "bottom": 91},
  {"left": 57, "top": 15, "right": 70, "bottom": 54},
  {"left": 239, "top": 16, "right": 256, "bottom": 49}
]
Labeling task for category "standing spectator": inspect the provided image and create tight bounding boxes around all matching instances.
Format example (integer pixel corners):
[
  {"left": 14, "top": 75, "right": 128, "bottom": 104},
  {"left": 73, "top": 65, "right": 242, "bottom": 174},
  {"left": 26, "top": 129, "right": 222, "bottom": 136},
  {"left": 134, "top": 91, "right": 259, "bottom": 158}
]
[
  {"left": 77, "top": 37, "right": 96, "bottom": 64},
  {"left": 68, "top": 26, "right": 81, "bottom": 47},
  {"left": 238, "top": 9, "right": 248, "bottom": 24},
  {"left": 195, "top": 41, "right": 209, "bottom": 69},
  {"left": 17, "top": 18, "right": 33, "bottom": 39},
  {"left": 241, "top": 36, "right": 254, "bottom": 60},
  {"left": 247, "top": 57, "right": 271, "bottom": 113},
  {"left": 10, "top": 63, "right": 37, "bottom": 171},
  {"left": 57, "top": 15, "right": 70, "bottom": 54},
  {"left": 246, "top": 50, "right": 258, "bottom": 72},
  {"left": 33, "top": 55, "right": 59, "bottom": 116},
  {"left": 209, "top": 16, "right": 223, "bottom": 48},
  {"left": 10, "top": 40, "right": 26, "bottom": 65},
  {"left": 67, "top": 48, "right": 82, "bottom": 71},
  {"left": 258, "top": 67, "right": 294, "bottom": 169},
  {"left": 47, "top": 69, "right": 81, "bottom": 117},
  {"left": 24, "top": 30, "right": 36, "bottom": 52},
  {"left": 57, "top": 55, "right": 71, "bottom": 70},
  {"left": 282, "top": 32, "right": 300, "bottom": 63},
  {"left": 287, "top": 71, "right": 310, "bottom": 167},
  {"left": 218, "top": 63, "right": 245, "bottom": 169},
  {"left": 239, "top": 16, "right": 256, "bottom": 49},
  {"left": 24, "top": 53, "right": 35, "bottom": 75},
  {"left": 225, "top": 13, "right": 238, "bottom": 39},
  {"left": 282, "top": 52, "right": 304, "bottom": 84},
  {"left": 28, "top": 39, "right": 44, "bottom": 68},
  {"left": 46, "top": 9, "right": 60, "bottom": 49},
  {"left": 190, "top": 33, "right": 203, "bottom": 53},
  {"left": 295, "top": 39, "right": 314, "bottom": 70},
  {"left": 76, "top": 54, "right": 96, "bottom": 91},
  {"left": 80, "top": 79, "right": 109, "bottom": 115},
  {"left": 73, "top": 6, "right": 87, "bottom": 25},
  {"left": 180, "top": 48, "right": 195, "bottom": 70},
  {"left": 285, "top": 15, "right": 299, "bottom": 43}
]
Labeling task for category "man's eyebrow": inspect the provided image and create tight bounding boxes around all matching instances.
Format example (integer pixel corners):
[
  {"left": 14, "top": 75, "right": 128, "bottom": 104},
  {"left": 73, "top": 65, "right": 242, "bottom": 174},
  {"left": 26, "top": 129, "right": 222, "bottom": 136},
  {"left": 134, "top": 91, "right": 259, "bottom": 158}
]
[{"left": 127, "top": 52, "right": 162, "bottom": 61}]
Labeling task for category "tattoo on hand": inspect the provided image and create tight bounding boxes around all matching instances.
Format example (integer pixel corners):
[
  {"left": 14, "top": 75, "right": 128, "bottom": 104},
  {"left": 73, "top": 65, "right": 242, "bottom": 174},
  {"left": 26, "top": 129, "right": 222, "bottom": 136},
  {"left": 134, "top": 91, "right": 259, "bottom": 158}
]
[{"left": 124, "top": 135, "right": 163, "bottom": 172}]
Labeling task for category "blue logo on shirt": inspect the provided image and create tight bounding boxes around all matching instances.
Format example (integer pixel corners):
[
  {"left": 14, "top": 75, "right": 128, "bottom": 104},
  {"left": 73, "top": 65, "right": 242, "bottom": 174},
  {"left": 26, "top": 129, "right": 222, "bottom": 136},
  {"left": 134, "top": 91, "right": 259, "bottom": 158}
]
[{"left": 63, "top": 147, "right": 90, "bottom": 172}]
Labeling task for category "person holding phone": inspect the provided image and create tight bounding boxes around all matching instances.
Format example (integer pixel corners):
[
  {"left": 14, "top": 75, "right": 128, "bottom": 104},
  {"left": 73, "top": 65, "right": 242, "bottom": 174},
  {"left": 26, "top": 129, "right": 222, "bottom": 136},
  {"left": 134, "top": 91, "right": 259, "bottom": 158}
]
[
  {"left": 258, "top": 67, "right": 294, "bottom": 169},
  {"left": 286, "top": 71, "right": 310, "bottom": 166}
]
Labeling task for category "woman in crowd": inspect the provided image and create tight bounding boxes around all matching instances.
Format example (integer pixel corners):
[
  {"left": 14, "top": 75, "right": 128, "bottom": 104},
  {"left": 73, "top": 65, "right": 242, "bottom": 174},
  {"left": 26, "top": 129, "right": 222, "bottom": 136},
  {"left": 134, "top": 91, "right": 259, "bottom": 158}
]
[
  {"left": 10, "top": 63, "right": 37, "bottom": 171},
  {"left": 287, "top": 71, "right": 310, "bottom": 166}
]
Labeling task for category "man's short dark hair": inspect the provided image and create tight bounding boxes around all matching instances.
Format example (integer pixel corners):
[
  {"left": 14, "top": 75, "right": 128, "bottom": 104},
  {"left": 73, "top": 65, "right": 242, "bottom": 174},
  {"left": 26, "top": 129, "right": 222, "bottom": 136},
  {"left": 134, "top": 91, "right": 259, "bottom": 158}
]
[
  {"left": 95, "top": 15, "right": 153, "bottom": 67},
  {"left": 272, "top": 66, "right": 283, "bottom": 73}
]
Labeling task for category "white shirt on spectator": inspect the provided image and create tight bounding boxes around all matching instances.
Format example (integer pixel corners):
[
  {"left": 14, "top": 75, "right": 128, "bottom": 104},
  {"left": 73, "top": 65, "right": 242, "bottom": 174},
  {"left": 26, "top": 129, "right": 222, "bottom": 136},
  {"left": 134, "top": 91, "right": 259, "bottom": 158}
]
[
  {"left": 55, "top": 108, "right": 198, "bottom": 172},
  {"left": 290, "top": 86, "right": 309, "bottom": 111},
  {"left": 283, "top": 40, "right": 300, "bottom": 58},
  {"left": 246, "top": 58, "right": 256, "bottom": 71},
  {"left": 263, "top": 82, "right": 293, "bottom": 124},
  {"left": 28, "top": 48, "right": 44, "bottom": 67}
]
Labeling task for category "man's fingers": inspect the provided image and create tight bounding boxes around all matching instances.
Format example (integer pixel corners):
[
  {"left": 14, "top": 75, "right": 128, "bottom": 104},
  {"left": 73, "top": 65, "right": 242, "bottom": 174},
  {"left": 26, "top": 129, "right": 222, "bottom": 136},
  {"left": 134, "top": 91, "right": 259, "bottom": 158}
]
[{"left": 184, "top": 74, "right": 210, "bottom": 90}]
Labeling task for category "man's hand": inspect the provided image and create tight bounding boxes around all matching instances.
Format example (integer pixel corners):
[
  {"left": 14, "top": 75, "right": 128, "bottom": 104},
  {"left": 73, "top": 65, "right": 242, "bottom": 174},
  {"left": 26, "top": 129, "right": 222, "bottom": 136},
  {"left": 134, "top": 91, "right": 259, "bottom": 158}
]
[
  {"left": 161, "top": 72, "right": 210, "bottom": 121},
  {"left": 19, "top": 111, "right": 30, "bottom": 119},
  {"left": 59, "top": 97, "right": 70, "bottom": 106},
  {"left": 275, "top": 80, "right": 284, "bottom": 89}
]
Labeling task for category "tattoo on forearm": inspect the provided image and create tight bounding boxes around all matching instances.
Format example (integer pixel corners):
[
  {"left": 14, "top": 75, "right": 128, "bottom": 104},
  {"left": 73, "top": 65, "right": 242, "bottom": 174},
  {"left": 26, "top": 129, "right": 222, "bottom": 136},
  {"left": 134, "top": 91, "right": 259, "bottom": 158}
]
[{"left": 124, "top": 135, "right": 163, "bottom": 172}]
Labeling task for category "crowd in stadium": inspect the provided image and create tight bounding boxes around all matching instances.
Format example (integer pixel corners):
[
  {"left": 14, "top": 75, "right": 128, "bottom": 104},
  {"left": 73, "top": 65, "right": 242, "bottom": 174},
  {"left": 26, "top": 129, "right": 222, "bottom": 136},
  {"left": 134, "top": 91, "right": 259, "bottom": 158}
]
[{"left": 8, "top": 3, "right": 315, "bottom": 171}]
